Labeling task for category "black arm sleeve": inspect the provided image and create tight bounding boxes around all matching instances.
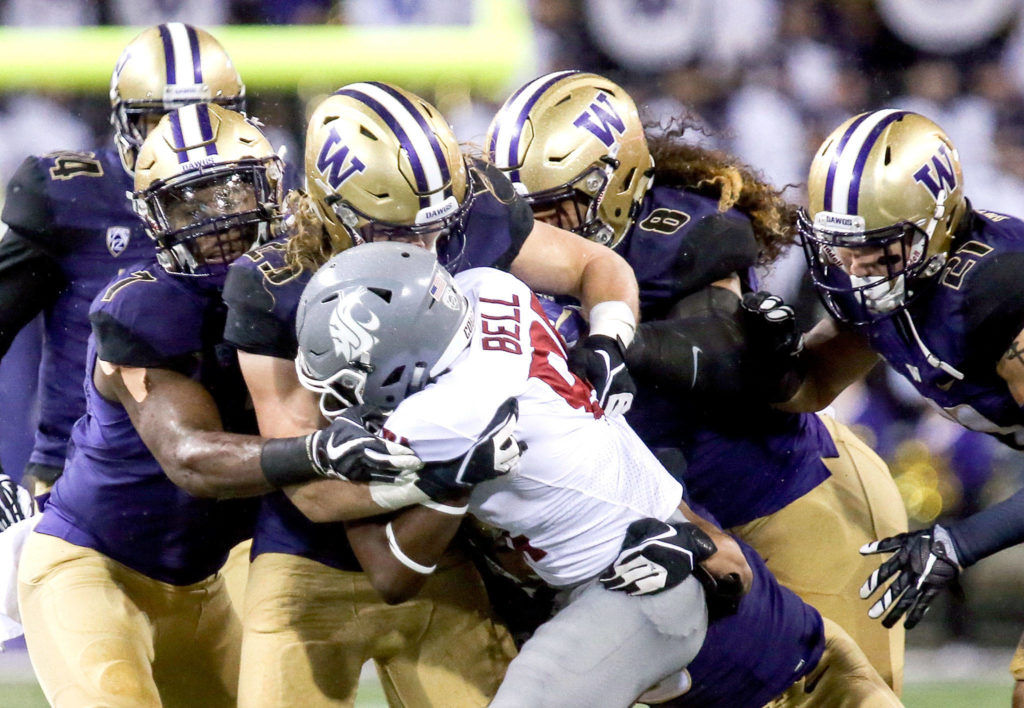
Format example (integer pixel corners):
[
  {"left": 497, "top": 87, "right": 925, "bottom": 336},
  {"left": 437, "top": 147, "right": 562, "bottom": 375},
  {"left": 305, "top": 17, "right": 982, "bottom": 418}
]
[
  {"left": 671, "top": 214, "right": 759, "bottom": 297},
  {"left": 947, "top": 486, "right": 1024, "bottom": 567},
  {"left": 962, "top": 251, "right": 1024, "bottom": 367},
  {"left": 626, "top": 285, "right": 746, "bottom": 399},
  {"left": 0, "top": 229, "right": 65, "bottom": 357}
]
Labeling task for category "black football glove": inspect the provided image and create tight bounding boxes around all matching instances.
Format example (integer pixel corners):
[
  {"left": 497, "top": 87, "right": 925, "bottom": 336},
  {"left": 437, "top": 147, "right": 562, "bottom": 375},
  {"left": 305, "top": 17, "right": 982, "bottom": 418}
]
[
  {"left": 0, "top": 472, "right": 33, "bottom": 531},
  {"left": 599, "top": 518, "right": 717, "bottom": 596},
  {"left": 415, "top": 397, "right": 526, "bottom": 501},
  {"left": 568, "top": 334, "right": 637, "bottom": 417},
  {"left": 740, "top": 291, "right": 805, "bottom": 403},
  {"left": 311, "top": 405, "right": 422, "bottom": 483},
  {"left": 860, "top": 525, "right": 963, "bottom": 629}
]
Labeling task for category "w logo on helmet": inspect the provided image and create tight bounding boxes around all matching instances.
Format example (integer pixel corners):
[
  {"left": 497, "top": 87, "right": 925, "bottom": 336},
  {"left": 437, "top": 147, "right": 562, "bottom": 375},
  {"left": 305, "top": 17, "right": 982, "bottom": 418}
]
[
  {"left": 329, "top": 287, "right": 380, "bottom": 362},
  {"left": 316, "top": 126, "right": 367, "bottom": 189},
  {"left": 573, "top": 93, "right": 626, "bottom": 148},
  {"left": 913, "top": 144, "right": 958, "bottom": 200}
]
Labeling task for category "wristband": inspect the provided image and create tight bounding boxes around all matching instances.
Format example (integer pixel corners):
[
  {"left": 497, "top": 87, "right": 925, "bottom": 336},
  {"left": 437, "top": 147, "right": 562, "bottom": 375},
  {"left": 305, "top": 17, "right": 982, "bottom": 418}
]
[
  {"left": 588, "top": 300, "right": 637, "bottom": 349},
  {"left": 385, "top": 521, "right": 436, "bottom": 574},
  {"left": 421, "top": 498, "right": 469, "bottom": 515},
  {"left": 260, "top": 435, "right": 321, "bottom": 488},
  {"left": 369, "top": 478, "right": 432, "bottom": 510}
]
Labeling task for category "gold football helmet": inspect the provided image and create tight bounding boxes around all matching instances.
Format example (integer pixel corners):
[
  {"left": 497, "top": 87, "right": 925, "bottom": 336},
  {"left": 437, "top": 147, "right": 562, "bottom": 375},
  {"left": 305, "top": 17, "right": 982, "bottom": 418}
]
[
  {"left": 799, "top": 110, "right": 967, "bottom": 324},
  {"left": 304, "top": 82, "right": 471, "bottom": 254},
  {"left": 485, "top": 70, "right": 653, "bottom": 248},
  {"left": 111, "top": 23, "right": 245, "bottom": 174},
  {"left": 133, "top": 104, "right": 282, "bottom": 281}
]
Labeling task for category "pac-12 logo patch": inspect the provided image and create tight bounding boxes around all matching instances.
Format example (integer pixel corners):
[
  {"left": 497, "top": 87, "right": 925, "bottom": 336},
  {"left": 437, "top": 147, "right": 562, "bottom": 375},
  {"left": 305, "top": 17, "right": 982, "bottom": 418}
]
[{"left": 106, "top": 226, "right": 131, "bottom": 257}]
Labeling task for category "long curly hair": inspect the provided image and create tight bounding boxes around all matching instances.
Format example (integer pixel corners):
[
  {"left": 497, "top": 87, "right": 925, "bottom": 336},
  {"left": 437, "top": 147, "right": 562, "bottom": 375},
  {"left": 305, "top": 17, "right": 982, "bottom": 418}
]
[
  {"left": 282, "top": 189, "right": 351, "bottom": 272},
  {"left": 646, "top": 118, "right": 798, "bottom": 264}
]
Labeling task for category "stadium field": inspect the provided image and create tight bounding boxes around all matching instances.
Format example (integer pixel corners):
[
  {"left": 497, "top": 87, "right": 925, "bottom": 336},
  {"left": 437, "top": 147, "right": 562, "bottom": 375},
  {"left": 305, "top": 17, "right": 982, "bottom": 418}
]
[
  {"left": 0, "top": 678, "right": 1014, "bottom": 707},
  {"left": 0, "top": 650, "right": 1015, "bottom": 708}
]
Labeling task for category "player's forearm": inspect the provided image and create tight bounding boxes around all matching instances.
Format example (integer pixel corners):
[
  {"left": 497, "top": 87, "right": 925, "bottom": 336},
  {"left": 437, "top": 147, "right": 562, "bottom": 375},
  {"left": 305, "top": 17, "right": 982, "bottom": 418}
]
[
  {"left": 286, "top": 478, "right": 400, "bottom": 522},
  {"left": 677, "top": 502, "right": 752, "bottom": 595},
  {"left": 578, "top": 248, "right": 640, "bottom": 324},
  {"left": 346, "top": 503, "right": 466, "bottom": 604},
  {"left": 775, "top": 319, "right": 879, "bottom": 412},
  {"left": 158, "top": 431, "right": 277, "bottom": 498},
  {"left": 945, "top": 487, "right": 1024, "bottom": 567}
]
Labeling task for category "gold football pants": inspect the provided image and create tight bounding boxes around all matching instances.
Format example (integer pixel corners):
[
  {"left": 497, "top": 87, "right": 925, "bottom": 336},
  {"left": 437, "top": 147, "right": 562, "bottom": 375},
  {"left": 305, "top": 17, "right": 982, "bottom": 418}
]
[
  {"left": 238, "top": 551, "right": 517, "bottom": 707},
  {"left": 18, "top": 532, "right": 241, "bottom": 708},
  {"left": 730, "top": 414, "right": 908, "bottom": 694},
  {"left": 768, "top": 617, "right": 902, "bottom": 707}
]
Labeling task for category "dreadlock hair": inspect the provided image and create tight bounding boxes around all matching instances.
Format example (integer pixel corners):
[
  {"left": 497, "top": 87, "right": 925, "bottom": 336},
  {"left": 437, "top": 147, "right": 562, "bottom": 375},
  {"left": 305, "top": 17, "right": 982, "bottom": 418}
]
[
  {"left": 646, "top": 117, "right": 798, "bottom": 264},
  {"left": 283, "top": 189, "right": 351, "bottom": 272}
]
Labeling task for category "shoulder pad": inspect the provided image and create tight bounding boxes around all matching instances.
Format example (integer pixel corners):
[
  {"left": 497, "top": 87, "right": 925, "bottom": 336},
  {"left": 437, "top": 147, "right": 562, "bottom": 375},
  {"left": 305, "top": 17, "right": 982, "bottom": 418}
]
[
  {"left": 90, "top": 266, "right": 206, "bottom": 367},
  {"left": 1, "top": 156, "right": 54, "bottom": 246},
  {"left": 956, "top": 247, "right": 1024, "bottom": 363},
  {"left": 470, "top": 157, "right": 519, "bottom": 204},
  {"left": 449, "top": 166, "right": 533, "bottom": 273},
  {"left": 672, "top": 213, "right": 758, "bottom": 296},
  {"left": 223, "top": 247, "right": 306, "bottom": 358}
]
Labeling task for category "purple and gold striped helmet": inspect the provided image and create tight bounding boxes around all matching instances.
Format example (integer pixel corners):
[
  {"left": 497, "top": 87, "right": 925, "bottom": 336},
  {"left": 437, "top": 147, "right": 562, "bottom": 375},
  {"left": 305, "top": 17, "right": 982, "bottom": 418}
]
[
  {"left": 133, "top": 105, "right": 282, "bottom": 281},
  {"left": 799, "top": 110, "right": 967, "bottom": 324},
  {"left": 110, "top": 23, "right": 245, "bottom": 175},
  {"left": 304, "top": 83, "right": 471, "bottom": 255},
  {"left": 486, "top": 71, "right": 653, "bottom": 249}
]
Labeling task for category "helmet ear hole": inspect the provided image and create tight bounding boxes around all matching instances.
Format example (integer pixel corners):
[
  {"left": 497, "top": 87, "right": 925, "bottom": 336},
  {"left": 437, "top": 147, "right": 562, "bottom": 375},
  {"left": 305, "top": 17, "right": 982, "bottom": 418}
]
[
  {"left": 382, "top": 366, "right": 405, "bottom": 387},
  {"left": 367, "top": 287, "right": 393, "bottom": 303}
]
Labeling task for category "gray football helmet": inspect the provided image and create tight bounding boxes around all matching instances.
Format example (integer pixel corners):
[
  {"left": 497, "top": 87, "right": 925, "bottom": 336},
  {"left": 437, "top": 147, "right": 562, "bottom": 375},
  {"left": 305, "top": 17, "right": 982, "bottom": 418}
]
[{"left": 296, "top": 242, "right": 474, "bottom": 413}]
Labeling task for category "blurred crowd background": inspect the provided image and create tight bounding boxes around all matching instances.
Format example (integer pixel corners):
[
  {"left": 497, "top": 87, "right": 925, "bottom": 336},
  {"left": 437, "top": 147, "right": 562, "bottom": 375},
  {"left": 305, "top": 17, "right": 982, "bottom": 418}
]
[{"left": 3, "top": 0, "right": 1024, "bottom": 645}]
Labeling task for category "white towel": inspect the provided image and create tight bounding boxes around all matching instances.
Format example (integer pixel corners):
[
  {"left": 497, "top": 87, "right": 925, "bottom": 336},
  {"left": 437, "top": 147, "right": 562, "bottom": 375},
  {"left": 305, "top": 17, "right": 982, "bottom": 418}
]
[{"left": 0, "top": 515, "right": 40, "bottom": 645}]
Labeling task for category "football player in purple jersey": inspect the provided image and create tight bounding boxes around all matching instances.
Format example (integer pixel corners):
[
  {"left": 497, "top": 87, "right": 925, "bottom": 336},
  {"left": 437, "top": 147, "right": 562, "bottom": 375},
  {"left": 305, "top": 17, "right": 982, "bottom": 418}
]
[
  {"left": 16, "top": 105, "right": 427, "bottom": 707},
  {"left": 485, "top": 71, "right": 908, "bottom": 693},
  {"left": 0, "top": 23, "right": 245, "bottom": 507},
  {"left": 223, "top": 82, "right": 644, "bottom": 707},
  {"left": 786, "top": 109, "right": 1024, "bottom": 705}
]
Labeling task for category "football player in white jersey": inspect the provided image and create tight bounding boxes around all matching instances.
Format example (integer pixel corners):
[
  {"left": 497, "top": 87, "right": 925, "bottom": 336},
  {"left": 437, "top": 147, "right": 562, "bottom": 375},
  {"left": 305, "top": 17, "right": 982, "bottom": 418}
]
[{"left": 288, "top": 241, "right": 752, "bottom": 707}]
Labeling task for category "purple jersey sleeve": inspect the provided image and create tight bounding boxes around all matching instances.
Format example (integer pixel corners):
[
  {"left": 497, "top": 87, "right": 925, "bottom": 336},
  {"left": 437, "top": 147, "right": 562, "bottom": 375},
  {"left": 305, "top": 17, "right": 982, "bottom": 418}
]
[
  {"left": 90, "top": 264, "right": 209, "bottom": 368},
  {"left": 439, "top": 159, "right": 533, "bottom": 274}
]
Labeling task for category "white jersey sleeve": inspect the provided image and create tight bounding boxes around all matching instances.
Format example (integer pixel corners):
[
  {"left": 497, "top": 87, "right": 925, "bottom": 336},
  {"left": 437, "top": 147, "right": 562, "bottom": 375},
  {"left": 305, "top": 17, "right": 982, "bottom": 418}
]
[{"left": 384, "top": 268, "right": 684, "bottom": 587}]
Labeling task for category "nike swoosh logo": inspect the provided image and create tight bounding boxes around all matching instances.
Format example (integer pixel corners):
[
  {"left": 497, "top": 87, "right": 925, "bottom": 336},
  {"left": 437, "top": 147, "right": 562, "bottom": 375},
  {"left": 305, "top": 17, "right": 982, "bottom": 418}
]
[
  {"left": 326, "top": 435, "right": 369, "bottom": 460},
  {"left": 691, "top": 346, "right": 702, "bottom": 388},
  {"left": 803, "top": 663, "right": 830, "bottom": 694}
]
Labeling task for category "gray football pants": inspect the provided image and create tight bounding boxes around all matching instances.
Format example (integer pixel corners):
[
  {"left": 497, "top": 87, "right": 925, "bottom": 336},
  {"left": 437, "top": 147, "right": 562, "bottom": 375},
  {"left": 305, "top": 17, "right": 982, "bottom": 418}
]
[{"left": 489, "top": 574, "right": 707, "bottom": 708}]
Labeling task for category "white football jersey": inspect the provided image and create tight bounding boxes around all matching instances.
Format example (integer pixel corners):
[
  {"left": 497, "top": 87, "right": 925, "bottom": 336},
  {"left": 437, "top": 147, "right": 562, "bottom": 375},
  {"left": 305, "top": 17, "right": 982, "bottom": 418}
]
[{"left": 384, "top": 268, "right": 683, "bottom": 587}]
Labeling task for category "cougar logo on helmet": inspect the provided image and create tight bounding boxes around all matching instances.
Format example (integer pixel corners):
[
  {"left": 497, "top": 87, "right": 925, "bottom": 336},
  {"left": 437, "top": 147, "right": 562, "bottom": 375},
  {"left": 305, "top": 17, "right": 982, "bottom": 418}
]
[{"left": 329, "top": 287, "right": 381, "bottom": 362}]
